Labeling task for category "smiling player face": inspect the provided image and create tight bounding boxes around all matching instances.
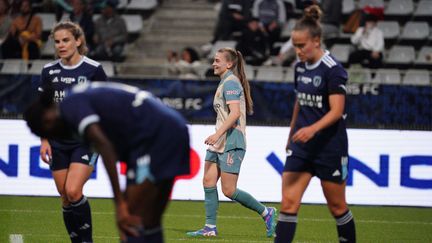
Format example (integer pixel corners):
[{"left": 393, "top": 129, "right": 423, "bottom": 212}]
[
  {"left": 53, "top": 29, "right": 82, "bottom": 64},
  {"left": 212, "top": 52, "right": 233, "bottom": 77}
]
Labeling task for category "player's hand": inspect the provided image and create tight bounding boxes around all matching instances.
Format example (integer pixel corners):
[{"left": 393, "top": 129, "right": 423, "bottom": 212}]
[
  {"left": 40, "top": 139, "right": 52, "bottom": 164},
  {"left": 205, "top": 133, "right": 221, "bottom": 146},
  {"left": 116, "top": 200, "right": 142, "bottom": 237},
  {"left": 292, "top": 126, "right": 317, "bottom": 143}
]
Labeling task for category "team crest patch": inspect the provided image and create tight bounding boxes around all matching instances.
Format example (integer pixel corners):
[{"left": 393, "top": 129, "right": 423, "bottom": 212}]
[
  {"left": 78, "top": 76, "right": 87, "bottom": 84},
  {"left": 313, "top": 76, "right": 322, "bottom": 87}
]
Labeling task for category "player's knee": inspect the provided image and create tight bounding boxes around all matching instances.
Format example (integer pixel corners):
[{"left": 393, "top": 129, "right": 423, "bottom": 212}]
[
  {"left": 202, "top": 176, "right": 216, "bottom": 188},
  {"left": 65, "top": 185, "right": 83, "bottom": 202},
  {"left": 327, "top": 201, "right": 348, "bottom": 216},
  {"left": 221, "top": 186, "right": 235, "bottom": 199},
  {"left": 280, "top": 195, "right": 300, "bottom": 213}
]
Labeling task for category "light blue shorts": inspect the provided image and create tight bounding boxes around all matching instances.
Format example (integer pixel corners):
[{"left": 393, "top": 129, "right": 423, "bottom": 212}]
[{"left": 205, "top": 149, "right": 245, "bottom": 174}]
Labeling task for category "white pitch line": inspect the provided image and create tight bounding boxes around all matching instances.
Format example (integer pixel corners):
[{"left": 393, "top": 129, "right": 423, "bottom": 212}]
[
  {"left": 1, "top": 209, "right": 432, "bottom": 225},
  {"left": 9, "top": 234, "right": 23, "bottom": 243}
]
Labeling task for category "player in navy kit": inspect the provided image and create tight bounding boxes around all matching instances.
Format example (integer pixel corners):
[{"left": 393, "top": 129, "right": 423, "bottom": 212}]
[
  {"left": 25, "top": 82, "right": 190, "bottom": 243},
  {"left": 274, "top": 6, "right": 356, "bottom": 243},
  {"left": 38, "top": 21, "right": 107, "bottom": 243}
]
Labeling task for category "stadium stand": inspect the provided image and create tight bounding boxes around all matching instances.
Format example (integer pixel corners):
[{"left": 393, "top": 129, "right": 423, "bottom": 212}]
[
  {"left": 372, "top": 68, "right": 401, "bottom": 84},
  {"left": 255, "top": 66, "right": 284, "bottom": 82},
  {"left": 402, "top": 69, "right": 431, "bottom": 86}
]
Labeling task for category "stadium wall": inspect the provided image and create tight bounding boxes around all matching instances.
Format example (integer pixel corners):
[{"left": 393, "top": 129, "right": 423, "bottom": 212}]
[{"left": 1, "top": 120, "right": 431, "bottom": 207}]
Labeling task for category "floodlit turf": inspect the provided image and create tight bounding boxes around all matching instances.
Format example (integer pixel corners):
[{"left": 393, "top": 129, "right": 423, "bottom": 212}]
[{"left": 1, "top": 196, "right": 432, "bottom": 242}]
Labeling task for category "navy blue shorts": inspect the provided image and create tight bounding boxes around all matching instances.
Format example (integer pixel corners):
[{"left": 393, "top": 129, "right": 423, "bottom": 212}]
[
  {"left": 125, "top": 125, "right": 190, "bottom": 186},
  {"left": 284, "top": 152, "right": 349, "bottom": 183},
  {"left": 51, "top": 145, "right": 98, "bottom": 171}
]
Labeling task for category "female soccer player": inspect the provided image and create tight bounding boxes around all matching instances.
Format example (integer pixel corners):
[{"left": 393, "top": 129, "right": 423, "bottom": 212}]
[
  {"left": 38, "top": 21, "right": 107, "bottom": 243},
  {"left": 187, "top": 48, "right": 277, "bottom": 238},
  {"left": 25, "top": 82, "right": 190, "bottom": 243},
  {"left": 274, "top": 5, "right": 356, "bottom": 243}
]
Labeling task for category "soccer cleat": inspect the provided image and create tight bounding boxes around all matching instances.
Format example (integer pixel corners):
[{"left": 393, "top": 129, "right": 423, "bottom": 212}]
[
  {"left": 264, "top": 207, "right": 277, "bottom": 237},
  {"left": 186, "top": 226, "right": 218, "bottom": 237}
]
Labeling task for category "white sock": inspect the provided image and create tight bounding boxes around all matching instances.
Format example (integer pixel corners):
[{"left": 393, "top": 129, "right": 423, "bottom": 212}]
[
  {"left": 261, "top": 207, "right": 269, "bottom": 217},
  {"left": 205, "top": 224, "right": 216, "bottom": 228}
]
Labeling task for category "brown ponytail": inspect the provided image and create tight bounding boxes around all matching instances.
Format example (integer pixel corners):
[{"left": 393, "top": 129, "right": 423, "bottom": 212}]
[
  {"left": 293, "top": 4, "right": 323, "bottom": 39},
  {"left": 217, "top": 48, "right": 254, "bottom": 115}
]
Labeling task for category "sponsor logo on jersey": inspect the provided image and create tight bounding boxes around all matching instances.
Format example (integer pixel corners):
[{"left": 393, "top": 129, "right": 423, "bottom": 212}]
[
  {"left": 296, "top": 67, "right": 305, "bottom": 73},
  {"left": 52, "top": 77, "right": 59, "bottom": 83},
  {"left": 81, "top": 155, "right": 89, "bottom": 161},
  {"left": 49, "top": 69, "right": 61, "bottom": 75},
  {"left": 297, "top": 92, "right": 323, "bottom": 108},
  {"left": 61, "top": 77, "right": 76, "bottom": 84},
  {"left": 226, "top": 90, "right": 240, "bottom": 95},
  {"left": 286, "top": 149, "right": 293, "bottom": 156},
  {"left": 313, "top": 76, "right": 322, "bottom": 87},
  {"left": 298, "top": 75, "right": 312, "bottom": 84},
  {"left": 78, "top": 76, "right": 87, "bottom": 84}
]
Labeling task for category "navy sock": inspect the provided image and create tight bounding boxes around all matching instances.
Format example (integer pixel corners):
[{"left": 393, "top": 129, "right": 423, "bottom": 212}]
[
  {"left": 62, "top": 205, "right": 81, "bottom": 243},
  {"left": 335, "top": 210, "right": 356, "bottom": 243},
  {"left": 71, "top": 196, "right": 93, "bottom": 243},
  {"left": 274, "top": 212, "right": 297, "bottom": 243},
  {"left": 127, "top": 226, "right": 163, "bottom": 243}
]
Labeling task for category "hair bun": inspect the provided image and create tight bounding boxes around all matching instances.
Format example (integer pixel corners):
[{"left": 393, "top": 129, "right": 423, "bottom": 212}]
[{"left": 304, "top": 5, "right": 322, "bottom": 22}]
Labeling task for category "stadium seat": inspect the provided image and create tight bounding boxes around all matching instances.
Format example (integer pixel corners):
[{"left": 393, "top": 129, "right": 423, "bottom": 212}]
[
  {"left": 402, "top": 69, "right": 430, "bottom": 85},
  {"left": 207, "top": 40, "right": 237, "bottom": 59},
  {"left": 358, "top": 0, "right": 384, "bottom": 8},
  {"left": 255, "top": 66, "right": 284, "bottom": 82},
  {"left": 127, "top": 0, "right": 158, "bottom": 11},
  {"left": 0, "top": 59, "right": 28, "bottom": 74},
  {"left": 377, "top": 21, "right": 400, "bottom": 39},
  {"left": 372, "top": 69, "right": 401, "bottom": 84},
  {"left": 385, "top": 0, "right": 414, "bottom": 15},
  {"left": 99, "top": 61, "right": 115, "bottom": 77},
  {"left": 330, "top": 44, "right": 352, "bottom": 64},
  {"left": 39, "top": 13, "right": 56, "bottom": 32},
  {"left": 342, "top": 0, "right": 355, "bottom": 15},
  {"left": 284, "top": 68, "right": 295, "bottom": 83},
  {"left": 386, "top": 45, "right": 415, "bottom": 64},
  {"left": 281, "top": 18, "right": 297, "bottom": 39},
  {"left": 27, "top": 60, "right": 47, "bottom": 75},
  {"left": 414, "top": 0, "right": 432, "bottom": 17},
  {"left": 244, "top": 65, "right": 255, "bottom": 81},
  {"left": 415, "top": 46, "right": 432, "bottom": 64},
  {"left": 41, "top": 38, "right": 56, "bottom": 57},
  {"left": 92, "top": 14, "right": 143, "bottom": 34},
  {"left": 348, "top": 67, "right": 372, "bottom": 83},
  {"left": 401, "top": 21, "right": 430, "bottom": 40}
]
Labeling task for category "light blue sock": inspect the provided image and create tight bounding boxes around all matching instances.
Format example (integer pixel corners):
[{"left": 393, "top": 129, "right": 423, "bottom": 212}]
[
  {"left": 231, "top": 188, "right": 266, "bottom": 215},
  {"left": 204, "top": 187, "right": 219, "bottom": 226}
]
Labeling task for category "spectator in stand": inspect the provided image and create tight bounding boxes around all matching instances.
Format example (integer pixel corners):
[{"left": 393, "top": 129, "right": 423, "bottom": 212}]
[
  {"left": 236, "top": 17, "right": 269, "bottom": 66},
  {"left": 69, "top": 0, "right": 95, "bottom": 50},
  {"left": 348, "top": 14, "right": 384, "bottom": 69},
  {"left": 91, "top": 0, "right": 127, "bottom": 61},
  {"left": 2, "top": 0, "right": 42, "bottom": 60},
  {"left": 167, "top": 47, "right": 202, "bottom": 79},
  {"left": 252, "top": 0, "right": 286, "bottom": 48},
  {"left": 202, "top": 0, "right": 253, "bottom": 53},
  {"left": 0, "top": 0, "right": 12, "bottom": 58}
]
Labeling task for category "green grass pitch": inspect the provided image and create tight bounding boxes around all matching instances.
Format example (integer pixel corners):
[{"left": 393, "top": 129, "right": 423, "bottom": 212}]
[{"left": 1, "top": 196, "right": 432, "bottom": 242}]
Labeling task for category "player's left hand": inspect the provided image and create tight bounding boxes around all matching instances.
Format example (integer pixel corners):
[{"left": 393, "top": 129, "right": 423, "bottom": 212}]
[
  {"left": 205, "top": 133, "right": 221, "bottom": 145},
  {"left": 116, "top": 200, "right": 142, "bottom": 237},
  {"left": 292, "top": 126, "right": 317, "bottom": 143}
]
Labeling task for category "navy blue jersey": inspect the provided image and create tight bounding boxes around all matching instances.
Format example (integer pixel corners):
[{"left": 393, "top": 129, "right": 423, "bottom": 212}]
[
  {"left": 39, "top": 56, "right": 107, "bottom": 148},
  {"left": 59, "top": 82, "right": 188, "bottom": 166},
  {"left": 288, "top": 50, "right": 348, "bottom": 157}
]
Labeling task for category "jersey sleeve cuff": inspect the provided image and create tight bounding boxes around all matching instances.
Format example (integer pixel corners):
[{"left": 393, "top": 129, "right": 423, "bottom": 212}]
[{"left": 78, "top": 114, "right": 100, "bottom": 135}]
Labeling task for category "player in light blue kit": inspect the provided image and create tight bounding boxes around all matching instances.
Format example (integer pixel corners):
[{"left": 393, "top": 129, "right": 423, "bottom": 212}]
[
  {"left": 275, "top": 5, "right": 356, "bottom": 243},
  {"left": 25, "top": 82, "right": 190, "bottom": 243},
  {"left": 38, "top": 21, "right": 107, "bottom": 243},
  {"left": 187, "top": 48, "right": 277, "bottom": 238}
]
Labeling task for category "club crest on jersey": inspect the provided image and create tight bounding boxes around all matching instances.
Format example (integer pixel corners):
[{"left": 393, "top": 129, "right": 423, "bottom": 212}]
[
  {"left": 78, "top": 76, "right": 87, "bottom": 84},
  {"left": 313, "top": 76, "right": 322, "bottom": 87}
]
